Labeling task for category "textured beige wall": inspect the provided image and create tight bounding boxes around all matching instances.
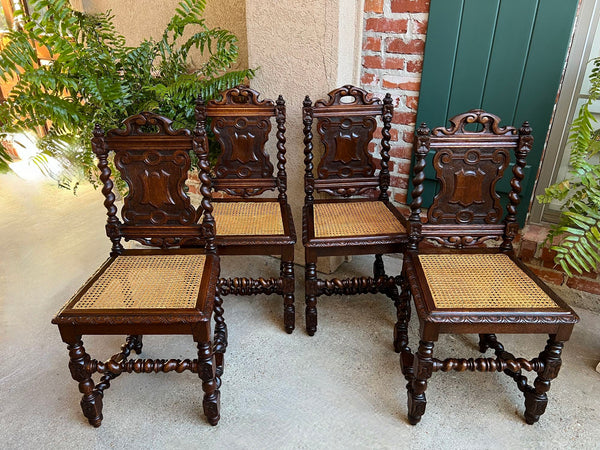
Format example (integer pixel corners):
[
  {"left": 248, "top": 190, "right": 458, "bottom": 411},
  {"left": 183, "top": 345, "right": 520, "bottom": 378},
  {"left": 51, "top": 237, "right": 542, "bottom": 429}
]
[
  {"left": 82, "top": 0, "right": 248, "bottom": 69},
  {"left": 245, "top": 0, "right": 343, "bottom": 268}
]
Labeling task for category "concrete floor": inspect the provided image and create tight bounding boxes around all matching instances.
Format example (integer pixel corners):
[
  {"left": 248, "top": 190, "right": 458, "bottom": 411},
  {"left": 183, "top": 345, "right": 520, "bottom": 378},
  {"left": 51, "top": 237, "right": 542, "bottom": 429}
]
[{"left": 1, "top": 173, "right": 599, "bottom": 449}]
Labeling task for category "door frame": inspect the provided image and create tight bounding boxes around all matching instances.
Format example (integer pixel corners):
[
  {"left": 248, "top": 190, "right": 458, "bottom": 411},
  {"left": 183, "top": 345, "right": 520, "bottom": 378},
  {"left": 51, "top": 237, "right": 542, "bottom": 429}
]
[{"left": 529, "top": 0, "right": 600, "bottom": 224}]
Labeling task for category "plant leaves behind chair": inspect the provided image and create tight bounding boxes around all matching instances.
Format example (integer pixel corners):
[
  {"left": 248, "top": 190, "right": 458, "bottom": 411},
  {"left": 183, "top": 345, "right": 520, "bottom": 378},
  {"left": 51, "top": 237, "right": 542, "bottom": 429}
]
[
  {"left": 52, "top": 102, "right": 224, "bottom": 427},
  {"left": 398, "top": 110, "right": 579, "bottom": 425},
  {"left": 302, "top": 85, "right": 408, "bottom": 336},
  {"left": 195, "top": 86, "right": 297, "bottom": 333}
]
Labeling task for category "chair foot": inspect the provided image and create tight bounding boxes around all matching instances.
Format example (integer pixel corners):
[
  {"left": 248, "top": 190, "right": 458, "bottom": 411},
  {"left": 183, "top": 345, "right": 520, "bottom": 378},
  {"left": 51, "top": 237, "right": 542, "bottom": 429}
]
[
  {"left": 523, "top": 336, "right": 564, "bottom": 424},
  {"left": 281, "top": 259, "right": 295, "bottom": 334},
  {"left": 407, "top": 340, "right": 435, "bottom": 425},
  {"left": 198, "top": 340, "right": 221, "bottom": 426},
  {"left": 284, "top": 305, "right": 295, "bottom": 334},
  {"left": 305, "top": 261, "right": 317, "bottom": 336},
  {"left": 203, "top": 389, "right": 221, "bottom": 426},
  {"left": 524, "top": 390, "right": 547, "bottom": 424},
  {"left": 67, "top": 340, "right": 104, "bottom": 427},
  {"left": 305, "top": 303, "right": 317, "bottom": 336},
  {"left": 82, "top": 397, "right": 104, "bottom": 428}
]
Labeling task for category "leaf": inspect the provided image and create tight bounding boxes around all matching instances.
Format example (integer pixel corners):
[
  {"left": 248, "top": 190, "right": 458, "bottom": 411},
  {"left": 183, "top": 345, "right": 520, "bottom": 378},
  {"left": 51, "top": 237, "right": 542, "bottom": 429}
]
[{"left": 1, "top": 0, "right": 255, "bottom": 190}]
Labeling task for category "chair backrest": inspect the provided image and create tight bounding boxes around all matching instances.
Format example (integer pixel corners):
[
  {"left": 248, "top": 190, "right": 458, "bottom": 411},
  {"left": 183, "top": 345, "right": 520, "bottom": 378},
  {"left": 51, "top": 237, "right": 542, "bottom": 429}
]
[
  {"left": 409, "top": 109, "right": 533, "bottom": 250},
  {"left": 92, "top": 104, "right": 216, "bottom": 255},
  {"left": 302, "top": 85, "right": 393, "bottom": 203},
  {"left": 198, "top": 85, "right": 287, "bottom": 201}
]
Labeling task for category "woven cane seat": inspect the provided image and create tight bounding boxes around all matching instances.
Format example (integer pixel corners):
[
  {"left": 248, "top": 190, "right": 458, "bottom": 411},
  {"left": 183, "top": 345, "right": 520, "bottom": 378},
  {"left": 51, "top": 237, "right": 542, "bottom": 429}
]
[
  {"left": 313, "top": 201, "right": 405, "bottom": 238},
  {"left": 418, "top": 253, "right": 558, "bottom": 309},
  {"left": 212, "top": 202, "right": 284, "bottom": 236},
  {"left": 73, "top": 254, "right": 206, "bottom": 310}
]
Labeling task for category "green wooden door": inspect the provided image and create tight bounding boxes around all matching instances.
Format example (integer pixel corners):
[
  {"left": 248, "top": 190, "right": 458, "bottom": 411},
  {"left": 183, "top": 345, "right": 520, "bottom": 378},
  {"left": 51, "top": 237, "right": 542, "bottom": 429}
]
[{"left": 414, "top": 0, "right": 579, "bottom": 225}]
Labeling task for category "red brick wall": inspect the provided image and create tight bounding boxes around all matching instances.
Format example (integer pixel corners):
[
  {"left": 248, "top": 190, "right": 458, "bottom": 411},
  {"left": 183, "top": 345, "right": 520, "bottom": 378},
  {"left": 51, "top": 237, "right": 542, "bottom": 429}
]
[
  {"left": 517, "top": 225, "right": 600, "bottom": 295},
  {"left": 360, "top": 2, "right": 600, "bottom": 295},
  {"left": 361, "top": 0, "right": 430, "bottom": 204}
]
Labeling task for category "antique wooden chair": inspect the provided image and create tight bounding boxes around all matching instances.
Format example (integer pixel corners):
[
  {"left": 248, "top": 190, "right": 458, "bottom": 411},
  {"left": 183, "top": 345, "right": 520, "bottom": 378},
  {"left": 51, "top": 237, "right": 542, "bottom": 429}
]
[
  {"left": 196, "top": 86, "right": 296, "bottom": 333},
  {"left": 52, "top": 108, "right": 224, "bottom": 427},
  {"left": 302, "top": 85, "right": 408, "bottom": 336},
  {"left": 397, "top": 110, "right": 579, "bottom": 425}
]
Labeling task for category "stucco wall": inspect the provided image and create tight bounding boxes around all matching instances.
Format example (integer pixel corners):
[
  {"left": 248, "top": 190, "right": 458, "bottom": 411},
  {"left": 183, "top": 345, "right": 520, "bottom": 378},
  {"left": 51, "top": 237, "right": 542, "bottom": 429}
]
[
  {"left": 82, "top": 0, "right": 248, "bottom": 70},
  {"left": 245, "top": 0, "right": 343, "bottom": 266}
]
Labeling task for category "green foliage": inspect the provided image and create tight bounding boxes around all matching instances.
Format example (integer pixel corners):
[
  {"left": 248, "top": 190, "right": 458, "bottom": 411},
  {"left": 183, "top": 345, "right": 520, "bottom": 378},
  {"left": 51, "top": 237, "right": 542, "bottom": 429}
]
[
  {"left": 537, "top": 57, "right": 600, "bottom": 277},
  {"left": 0, "top": 0, "right": 254, "bottom": 183}
]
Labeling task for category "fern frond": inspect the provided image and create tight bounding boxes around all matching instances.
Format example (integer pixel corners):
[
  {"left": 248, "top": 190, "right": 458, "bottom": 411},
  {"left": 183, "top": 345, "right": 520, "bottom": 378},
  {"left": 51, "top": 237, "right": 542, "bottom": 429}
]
[{"left": 1, "top": 0, "right": 255, "bottom": 191}]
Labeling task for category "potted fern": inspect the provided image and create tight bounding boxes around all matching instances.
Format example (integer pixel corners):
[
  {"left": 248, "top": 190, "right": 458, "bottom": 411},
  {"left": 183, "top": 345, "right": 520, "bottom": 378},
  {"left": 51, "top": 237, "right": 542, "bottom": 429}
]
[
  {"left": 0, "top": 0, "right": 254, "bottom": 187},
  {"left": 538, "top": 57, "right": 600, "bottom": 277}
]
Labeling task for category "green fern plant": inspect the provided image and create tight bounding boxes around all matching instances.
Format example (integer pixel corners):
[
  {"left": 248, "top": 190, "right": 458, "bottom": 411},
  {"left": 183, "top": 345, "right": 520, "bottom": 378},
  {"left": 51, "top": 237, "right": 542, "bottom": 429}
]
[
  {"left": 537, "top": 56, "right": 600, "bottom": 277},
  {"left": 0, "top": 0, "right": 254, "bottom": 186}
]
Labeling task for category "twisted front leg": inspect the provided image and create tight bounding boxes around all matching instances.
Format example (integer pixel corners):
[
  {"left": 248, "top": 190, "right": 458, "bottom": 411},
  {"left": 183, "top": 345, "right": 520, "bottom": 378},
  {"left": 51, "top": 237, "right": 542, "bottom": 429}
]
[{"left": 213, "top": 294, "right": 227, "bottom": 379}]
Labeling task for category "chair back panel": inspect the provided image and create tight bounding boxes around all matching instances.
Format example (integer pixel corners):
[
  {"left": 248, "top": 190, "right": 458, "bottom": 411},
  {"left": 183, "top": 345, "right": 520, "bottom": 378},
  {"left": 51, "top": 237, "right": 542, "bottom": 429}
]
[
  {"left": 94, "top": 111, "right": 216, "bottom": 251},
  {"left": 107, "top": 114, "right": 196, "bottom": 230},
  {"left": 309, "top": 85, "right": 386, "bottom": 198},
  {"left": 315, "top": 115, "right": 377, "bottom": 181},
  {"left": 205, "top": 86, "right": 283, "bottom": 197},
  {"left": 410, "top": 110, "right": 532, "bottom": 249}
]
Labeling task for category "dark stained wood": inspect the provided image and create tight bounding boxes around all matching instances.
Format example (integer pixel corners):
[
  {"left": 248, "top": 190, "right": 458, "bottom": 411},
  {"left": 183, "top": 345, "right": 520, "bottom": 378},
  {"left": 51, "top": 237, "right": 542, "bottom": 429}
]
[
  {"left": 305, "top": 85, "right": 394, "bottom": 198},
  {"left": 52, "top": 104, "right": 222, "bottom": 427},
  {"left": 399, "top": 109, "right": 579, "bottom": 425},
  {"left": 92, "top": 110, "right": 217, "bottom": 251},
  {"left": 302, "top": 85, "right": 408, "bottom": 336},
  {"left": 207, "top": 85, "right": 278, "bottom": 197},
  {"left": 197, "top": 86, "right": 296, "bottom": 333}
]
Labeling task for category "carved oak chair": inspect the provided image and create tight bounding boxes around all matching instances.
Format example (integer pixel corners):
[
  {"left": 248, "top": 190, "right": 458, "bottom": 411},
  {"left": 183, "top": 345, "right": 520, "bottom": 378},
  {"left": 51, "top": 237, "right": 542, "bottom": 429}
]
[
  {"left": 302, "top": 85, "right": 408, "bottom": 336},
  {"left": 397, "top": 110, "right": 579, "bottom": 425},
  {"left": 52, "top": 109, "right": 224, "bottom": 427},
  {"left": 196, "top": 86, "right": 296, "bottom": 333}
]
